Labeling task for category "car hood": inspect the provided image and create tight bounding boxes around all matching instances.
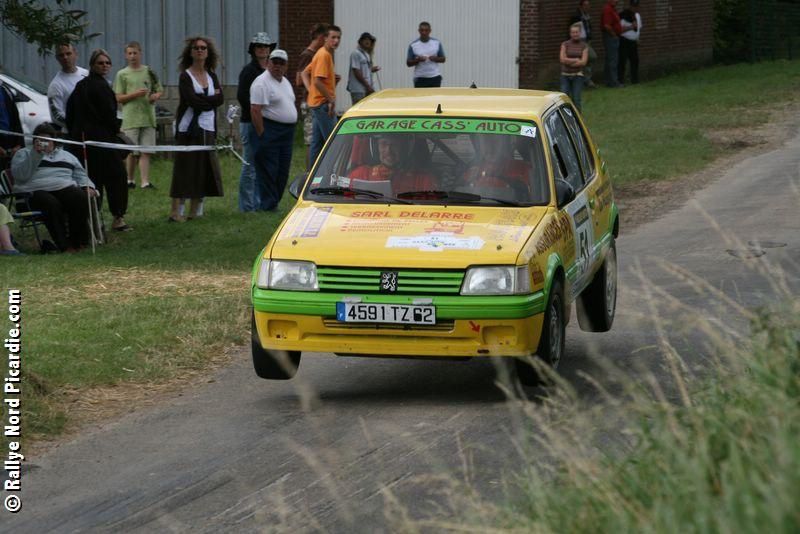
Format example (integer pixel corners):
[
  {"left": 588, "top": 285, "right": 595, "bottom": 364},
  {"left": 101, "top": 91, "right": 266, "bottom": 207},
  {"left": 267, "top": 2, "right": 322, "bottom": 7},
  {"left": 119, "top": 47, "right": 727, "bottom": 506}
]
[{"left": 268, "top": 203, "right": 548, "bottom": 268}]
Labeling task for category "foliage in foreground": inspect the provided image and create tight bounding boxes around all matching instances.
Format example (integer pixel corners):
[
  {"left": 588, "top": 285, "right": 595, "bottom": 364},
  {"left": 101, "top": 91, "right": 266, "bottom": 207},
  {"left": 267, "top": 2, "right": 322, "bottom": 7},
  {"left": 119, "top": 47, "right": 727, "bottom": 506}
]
[{"left": 509, "top": 309, "right": 799, "bottom": 532}]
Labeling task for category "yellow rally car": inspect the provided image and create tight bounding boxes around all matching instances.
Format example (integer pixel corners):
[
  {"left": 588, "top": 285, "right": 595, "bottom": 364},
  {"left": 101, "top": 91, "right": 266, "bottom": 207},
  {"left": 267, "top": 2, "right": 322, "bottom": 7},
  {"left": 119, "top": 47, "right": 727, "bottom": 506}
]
[{"left": 251, "top": 88, "right": 618, "bottom": 385}]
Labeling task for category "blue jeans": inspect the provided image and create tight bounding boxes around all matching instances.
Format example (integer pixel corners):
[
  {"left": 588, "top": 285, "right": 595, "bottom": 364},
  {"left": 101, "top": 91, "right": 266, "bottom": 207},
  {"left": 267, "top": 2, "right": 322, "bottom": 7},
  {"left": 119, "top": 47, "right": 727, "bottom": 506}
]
[
  {"left": 252, "top": 119, "right": 296, "bottom": 211},
  {"left": 560, "top": 75, "right": 584, "bottom": 111},
  {"left": 238, "top": 122, "right": 257, "bottom": 212},
  {"left": 603, "top": 32, "right": 620, "bottom": 87},
  {"left": 310, "top": 104, "right": 336, "bottom": 169}
]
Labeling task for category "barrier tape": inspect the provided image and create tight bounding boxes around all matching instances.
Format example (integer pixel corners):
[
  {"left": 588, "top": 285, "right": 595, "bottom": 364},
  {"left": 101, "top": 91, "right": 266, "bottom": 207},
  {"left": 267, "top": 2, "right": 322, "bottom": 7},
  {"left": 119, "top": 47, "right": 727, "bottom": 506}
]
[{"left": 0, "top": 129, "right": 248, "bottom": 164}]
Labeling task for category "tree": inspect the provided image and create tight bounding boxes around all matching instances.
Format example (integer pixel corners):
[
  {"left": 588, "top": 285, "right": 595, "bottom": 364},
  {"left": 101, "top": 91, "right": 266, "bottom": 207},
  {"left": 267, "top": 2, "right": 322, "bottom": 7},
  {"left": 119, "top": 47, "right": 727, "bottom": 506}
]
[{"left": 0, "top": 0, "right": 100, "bottom": 55}]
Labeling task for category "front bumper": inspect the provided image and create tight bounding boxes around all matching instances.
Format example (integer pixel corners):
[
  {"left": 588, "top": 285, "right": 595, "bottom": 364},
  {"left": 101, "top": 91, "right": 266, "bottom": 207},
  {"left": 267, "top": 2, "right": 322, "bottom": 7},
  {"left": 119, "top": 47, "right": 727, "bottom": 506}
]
[{"left": 252, "top": 289, "right": 546, "bottom": 357}]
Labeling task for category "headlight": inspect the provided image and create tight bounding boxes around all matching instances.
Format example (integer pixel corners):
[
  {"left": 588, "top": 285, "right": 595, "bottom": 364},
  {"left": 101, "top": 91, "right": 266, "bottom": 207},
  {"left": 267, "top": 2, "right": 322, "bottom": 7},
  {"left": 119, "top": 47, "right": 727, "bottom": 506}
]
[
  {"left": 256, "top": 260, "right": 319, "bottom": 291},
  {"left": 461, "top": 265, "right": 531, "bottom": 295}
]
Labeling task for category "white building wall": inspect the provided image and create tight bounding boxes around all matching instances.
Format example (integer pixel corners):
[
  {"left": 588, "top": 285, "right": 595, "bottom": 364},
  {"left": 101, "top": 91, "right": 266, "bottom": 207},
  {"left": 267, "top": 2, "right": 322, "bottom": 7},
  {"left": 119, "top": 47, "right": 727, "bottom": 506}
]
[{"left": 333, "top": 0, "right": 519, "bottom": 113}]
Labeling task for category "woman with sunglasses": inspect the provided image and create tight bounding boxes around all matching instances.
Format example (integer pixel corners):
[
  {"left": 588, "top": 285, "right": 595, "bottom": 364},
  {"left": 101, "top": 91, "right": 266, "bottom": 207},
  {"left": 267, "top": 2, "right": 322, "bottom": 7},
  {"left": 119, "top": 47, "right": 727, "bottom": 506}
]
[
  {"left": 169, "top": 36, "right": 224, "bottom": 222},
  {"left": 67, "top": 49, "right": 131, "bottom": 232}
]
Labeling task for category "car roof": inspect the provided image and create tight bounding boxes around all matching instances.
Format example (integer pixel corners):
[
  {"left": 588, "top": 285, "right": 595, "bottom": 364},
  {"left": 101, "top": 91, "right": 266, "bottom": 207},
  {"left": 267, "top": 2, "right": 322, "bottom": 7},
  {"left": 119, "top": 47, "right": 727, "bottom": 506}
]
[{"left": 343, "top": 88, "right": 565, "bottom": 121}]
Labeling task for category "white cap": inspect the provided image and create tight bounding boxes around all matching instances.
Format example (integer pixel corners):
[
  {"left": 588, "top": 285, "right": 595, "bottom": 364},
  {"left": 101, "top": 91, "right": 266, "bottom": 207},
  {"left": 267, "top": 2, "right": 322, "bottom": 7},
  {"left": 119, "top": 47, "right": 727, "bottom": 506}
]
[{"left": 269, "top": 49, "right": 288, "bottom": 62}]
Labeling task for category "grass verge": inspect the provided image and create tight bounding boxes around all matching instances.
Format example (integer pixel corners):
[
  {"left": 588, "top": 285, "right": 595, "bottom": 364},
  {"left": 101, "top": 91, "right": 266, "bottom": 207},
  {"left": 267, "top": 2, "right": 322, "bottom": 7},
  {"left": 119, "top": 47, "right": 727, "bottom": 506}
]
[{"left": 1, "top": 59, "right": 798, "bottom": 445}]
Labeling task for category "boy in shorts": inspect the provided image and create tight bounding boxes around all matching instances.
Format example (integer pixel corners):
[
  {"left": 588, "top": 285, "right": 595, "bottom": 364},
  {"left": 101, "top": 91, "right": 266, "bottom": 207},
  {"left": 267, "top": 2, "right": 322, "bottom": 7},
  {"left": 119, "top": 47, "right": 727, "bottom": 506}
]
[{"left": 113, "top": 41, "right": 163, "bottom": 189}]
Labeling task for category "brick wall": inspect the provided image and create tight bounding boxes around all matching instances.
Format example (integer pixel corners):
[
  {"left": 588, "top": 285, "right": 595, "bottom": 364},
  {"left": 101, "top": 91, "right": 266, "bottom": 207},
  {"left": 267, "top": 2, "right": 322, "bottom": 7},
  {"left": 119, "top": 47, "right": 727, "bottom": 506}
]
[
  {"left": 280, "top": 0, "right": 334, "bottom": 102},
  {"left": 519, "top": 0, "right": 714, "bottom": 89}
]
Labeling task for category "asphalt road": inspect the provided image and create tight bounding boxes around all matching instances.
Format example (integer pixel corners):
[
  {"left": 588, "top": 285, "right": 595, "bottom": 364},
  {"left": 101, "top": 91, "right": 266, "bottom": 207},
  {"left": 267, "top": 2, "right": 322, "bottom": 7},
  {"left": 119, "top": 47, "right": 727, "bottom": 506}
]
[{"left": 7, "top": 130, "right": 799, "bottom": 532}]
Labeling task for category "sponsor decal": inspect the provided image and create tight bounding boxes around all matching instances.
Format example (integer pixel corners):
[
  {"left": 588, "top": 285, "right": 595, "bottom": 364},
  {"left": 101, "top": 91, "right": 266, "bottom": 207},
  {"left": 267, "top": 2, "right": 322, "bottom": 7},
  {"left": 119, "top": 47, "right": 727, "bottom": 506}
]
[
  {"left": 286, "top": 207, "right": 333, "bottom": 238},
  {"left": 386, "top": 234, "right": 485, "bottom": 252},
  {"left": 531, "top": 264, "right": 545, "bottom": 285},
  {"left": 535, "top": 215, "right": 573, "bottom": 255},
  {"left": 469, "top": 321, "right": 481, "bottom": 332},
  {"left": 337, "top": 118, "right": 533, "bottom": 136},
  {"left": 425, "top": 221, "right": 465, "bottom": 234}
]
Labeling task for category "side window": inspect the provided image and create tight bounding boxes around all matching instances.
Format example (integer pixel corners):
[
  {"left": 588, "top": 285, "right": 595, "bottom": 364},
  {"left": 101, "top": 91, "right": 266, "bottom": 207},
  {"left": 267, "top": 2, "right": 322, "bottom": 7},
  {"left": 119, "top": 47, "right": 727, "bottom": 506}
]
[
  {"left": 545, "top": 111, "right": 584, "bottom": 191},
  {"left": 559, "top": 105, "right": 596, "bottom": 182}
]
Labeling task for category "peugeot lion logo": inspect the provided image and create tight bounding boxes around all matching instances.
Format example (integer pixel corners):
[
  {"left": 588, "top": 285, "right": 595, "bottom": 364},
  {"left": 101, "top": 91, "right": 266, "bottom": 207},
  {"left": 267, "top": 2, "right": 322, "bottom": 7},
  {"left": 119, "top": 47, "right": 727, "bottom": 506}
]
[{"left": 380, "top": 271, "right": 398, "bottom": 293}]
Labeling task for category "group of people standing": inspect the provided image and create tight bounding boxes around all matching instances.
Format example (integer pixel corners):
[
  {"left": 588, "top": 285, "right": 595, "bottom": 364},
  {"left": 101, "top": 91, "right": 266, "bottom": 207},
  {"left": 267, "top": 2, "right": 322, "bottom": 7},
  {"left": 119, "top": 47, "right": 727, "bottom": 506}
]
[
  {"left": 3, "top": 36, "right": 228, "bottom": 253},
  {"left": 560, "top": 0, "right": 642, "bottom": 110},
  {"left": 3, "top": 20, "right": 453, "bottom": 251},
  {"left": 235, "top": 21, "right": 448, "bottom": 215}
]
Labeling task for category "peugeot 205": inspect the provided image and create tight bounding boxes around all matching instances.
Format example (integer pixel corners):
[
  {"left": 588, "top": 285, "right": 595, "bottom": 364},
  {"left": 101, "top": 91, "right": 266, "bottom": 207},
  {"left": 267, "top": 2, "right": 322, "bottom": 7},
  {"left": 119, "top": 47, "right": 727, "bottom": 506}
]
[{"left": 250, "top": 88, "right": 618, "bottom": 385}]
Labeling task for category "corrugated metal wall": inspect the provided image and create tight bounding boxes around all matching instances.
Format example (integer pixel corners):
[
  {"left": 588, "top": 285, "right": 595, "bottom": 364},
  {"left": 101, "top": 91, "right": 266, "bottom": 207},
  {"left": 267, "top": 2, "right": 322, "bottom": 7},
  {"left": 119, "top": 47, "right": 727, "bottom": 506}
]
[
  {"left": 0, "top": 0, "right": 279, "bottom": 86},
  {"left": 333, "top": 0, "right": 519, "bottom": 111}
]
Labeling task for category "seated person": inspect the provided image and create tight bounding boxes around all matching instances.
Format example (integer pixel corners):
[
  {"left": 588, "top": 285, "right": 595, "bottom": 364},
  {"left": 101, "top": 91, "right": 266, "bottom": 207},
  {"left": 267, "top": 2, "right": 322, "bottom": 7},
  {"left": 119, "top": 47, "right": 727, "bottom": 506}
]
[
  {"left": 0, "top": 204, "right": 22, "bottom": 255},
  {"left": 10, "top": 122, "right": 97, "bottom": 253},
  {"left": 349, "top": 134, "right": 436, "bottom": 195},
  {"left": 462, "top": 134, "right": 532, "bottom": 198}
]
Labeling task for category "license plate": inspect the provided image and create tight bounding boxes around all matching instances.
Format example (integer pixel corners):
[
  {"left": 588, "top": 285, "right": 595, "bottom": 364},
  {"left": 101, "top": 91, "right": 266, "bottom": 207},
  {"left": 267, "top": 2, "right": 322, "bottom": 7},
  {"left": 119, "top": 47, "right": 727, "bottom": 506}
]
[{"left": 336, "top": 302, "right": 436, "bottom": 325}]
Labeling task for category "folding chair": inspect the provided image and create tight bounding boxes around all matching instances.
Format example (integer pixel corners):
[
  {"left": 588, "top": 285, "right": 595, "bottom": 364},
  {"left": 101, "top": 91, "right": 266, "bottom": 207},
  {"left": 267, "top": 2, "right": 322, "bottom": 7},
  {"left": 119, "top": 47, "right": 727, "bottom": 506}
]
[{"left": 0, "top": 169, "right": 47, "bottom": 251}]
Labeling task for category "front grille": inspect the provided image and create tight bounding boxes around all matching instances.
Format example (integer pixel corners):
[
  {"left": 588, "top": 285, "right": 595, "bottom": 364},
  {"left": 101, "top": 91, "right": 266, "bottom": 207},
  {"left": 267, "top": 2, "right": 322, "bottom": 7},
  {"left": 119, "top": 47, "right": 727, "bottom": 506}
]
[
  {"left": 322, "top": 319, "right": 456, "bottom": 331},
  {"left": 317, "top": 267, "right": 464, "bottom": 294}
]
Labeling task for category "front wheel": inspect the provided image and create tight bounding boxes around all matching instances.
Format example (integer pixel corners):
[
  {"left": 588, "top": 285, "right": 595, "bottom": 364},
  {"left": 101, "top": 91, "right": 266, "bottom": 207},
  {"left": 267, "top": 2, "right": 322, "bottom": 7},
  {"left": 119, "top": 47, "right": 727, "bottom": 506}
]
[
  {"left": 576, "top": 239, "right": 617, "bottom": 332},
  {"left": 514, "top": 278, "right": 566, "bottom": 387},
  {"left": 251, "top": 312, "right": 301, "bottom": 380}
]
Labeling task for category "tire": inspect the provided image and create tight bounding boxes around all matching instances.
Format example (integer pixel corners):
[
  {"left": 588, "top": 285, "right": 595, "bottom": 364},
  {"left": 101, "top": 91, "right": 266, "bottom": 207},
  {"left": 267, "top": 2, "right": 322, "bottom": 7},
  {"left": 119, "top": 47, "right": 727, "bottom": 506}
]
[
  {"left": 514, "top": 278, "right": 566, "bottom": 387},
  {"left": 576, "top": 239, "right": 617, "bottom": 333},
  {"left": 251, "top": 312, "right": 300, "bottom": 380}
]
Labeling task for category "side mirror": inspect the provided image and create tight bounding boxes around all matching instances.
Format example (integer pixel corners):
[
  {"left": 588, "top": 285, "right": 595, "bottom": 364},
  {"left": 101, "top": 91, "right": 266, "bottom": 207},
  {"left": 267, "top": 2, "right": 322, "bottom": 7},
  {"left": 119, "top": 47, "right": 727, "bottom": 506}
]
[
  {"left": 10, "top": 89, "right": 29, "bottom": 104},
  {"left": 555, "top": 179, "right": 575, "bottom": 208},
  {"left": 288, "top": 174, "right": 306, "bottom": 199}
]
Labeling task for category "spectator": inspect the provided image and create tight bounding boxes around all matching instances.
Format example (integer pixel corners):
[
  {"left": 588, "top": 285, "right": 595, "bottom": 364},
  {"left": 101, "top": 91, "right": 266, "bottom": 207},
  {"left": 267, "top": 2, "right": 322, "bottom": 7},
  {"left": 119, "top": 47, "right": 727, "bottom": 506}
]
[
  {"left": 236, "top": 32, "right": 276, "bottom": 212},
  {"left": 11, "top": 122, "right": 97, "bottom": 252},
  {"left": 347, "top": 32, "right": 380, "bottom": 105},
  {"left": 601, "top": 0, "right": 623, "bottom": 88},
  {"left": 169, "top": 36, "right": 224, "bottom": 222},
  {"left": 296, "top": 23, "right": 328, "bottom": 170},
  {"left": 113, "top": 41, "right": 163, "bottom": 190},
  {"left": 250, "top": 49, "right": 297, "bottom": 212},
  {"left": 0, "top": 79, "right": 23, "bottom": 170},
  {"left": 47, "top": 43, "right": 88, "bottom": 132},
  {"left": 406, "top": 22, "right": 446, "bottom": 88},
  {"left": 303, "top": 25, "right": 342, "bottom": 168},
  {"left": 0, "top": 203, "right": 21, "bottom": 255},
  {"left": 569, "top": 0, "right": 597, "bottom": 88},
  {"left": 560, "top": 23, "right": 589, "bottom": 111},
  {"left": 66, "top": 49, "right": 132, "bottom": 232},
  {"left": 619, "top": 0, "right": 642, "bottom": 85}
]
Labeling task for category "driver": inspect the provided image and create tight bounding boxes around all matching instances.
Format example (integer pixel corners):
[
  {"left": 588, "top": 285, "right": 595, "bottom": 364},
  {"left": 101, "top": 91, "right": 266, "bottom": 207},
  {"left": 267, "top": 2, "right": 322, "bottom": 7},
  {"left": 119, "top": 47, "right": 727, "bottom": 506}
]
[
  {"left": 462, "top": 134, "right": 531, "bottom": 196},
  {"left": 350, "top": 134, "right": 436, "bottom": 194}
]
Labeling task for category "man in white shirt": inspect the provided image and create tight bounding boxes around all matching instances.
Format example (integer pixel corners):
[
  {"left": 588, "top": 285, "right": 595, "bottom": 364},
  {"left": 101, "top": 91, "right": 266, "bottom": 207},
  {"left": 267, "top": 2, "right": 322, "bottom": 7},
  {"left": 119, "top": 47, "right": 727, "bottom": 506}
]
[
  {"left": 619, "top": 0, "right": 642, "bottom": 84},
  {"left": 250, "top": 49, "right": 298, "bottom": 211},
  {"left": 47, "top": 44, "right": 88, "bottom": 132},
  {"left": 406, "top": 21, "right": 446, "bottom": 88}
]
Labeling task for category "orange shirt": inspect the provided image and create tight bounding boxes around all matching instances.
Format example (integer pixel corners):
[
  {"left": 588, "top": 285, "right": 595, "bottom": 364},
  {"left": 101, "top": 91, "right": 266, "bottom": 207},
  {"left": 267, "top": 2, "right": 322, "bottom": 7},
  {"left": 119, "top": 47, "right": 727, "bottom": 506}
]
[
  {"left": 350, "top": 164, "right": 437, "bottom": 194},
  {"left": 306, "top": 47, "right": 335, "bottom": 108}
]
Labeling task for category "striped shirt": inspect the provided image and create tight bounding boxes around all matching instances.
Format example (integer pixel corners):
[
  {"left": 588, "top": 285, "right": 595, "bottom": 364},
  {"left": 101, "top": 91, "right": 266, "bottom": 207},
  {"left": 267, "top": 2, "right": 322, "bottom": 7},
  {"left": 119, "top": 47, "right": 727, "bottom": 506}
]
[{"left": 561, "top": 40, "right": 587, "bottom": 76}]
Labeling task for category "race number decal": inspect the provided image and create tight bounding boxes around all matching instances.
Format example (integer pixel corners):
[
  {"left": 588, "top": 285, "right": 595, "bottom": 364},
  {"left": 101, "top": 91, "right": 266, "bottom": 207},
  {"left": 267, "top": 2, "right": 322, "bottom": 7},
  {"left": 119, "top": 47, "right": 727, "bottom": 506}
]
[{"left": 564, "top": 193, "right": 594, "bottom": 292}]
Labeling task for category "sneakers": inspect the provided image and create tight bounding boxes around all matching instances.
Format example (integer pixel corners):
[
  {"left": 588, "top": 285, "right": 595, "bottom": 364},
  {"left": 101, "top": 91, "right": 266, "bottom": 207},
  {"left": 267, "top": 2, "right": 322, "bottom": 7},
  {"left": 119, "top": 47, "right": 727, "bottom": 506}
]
[
  {"left": 141, "top": 183, "right": 155, "bottom": 189},
  {"left": 0, "top": 249, "right": 23, "bottom": 256},
  {"left": 127, "top": 181, "right": 136, "bottom": 189}
]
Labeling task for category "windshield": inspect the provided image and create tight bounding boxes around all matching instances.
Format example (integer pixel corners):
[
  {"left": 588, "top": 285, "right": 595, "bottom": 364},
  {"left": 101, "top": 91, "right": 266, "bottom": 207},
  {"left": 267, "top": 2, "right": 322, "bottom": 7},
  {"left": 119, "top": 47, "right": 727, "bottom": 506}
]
[{"left": 304, "top": 117, "right": 550, "bottom": 206}]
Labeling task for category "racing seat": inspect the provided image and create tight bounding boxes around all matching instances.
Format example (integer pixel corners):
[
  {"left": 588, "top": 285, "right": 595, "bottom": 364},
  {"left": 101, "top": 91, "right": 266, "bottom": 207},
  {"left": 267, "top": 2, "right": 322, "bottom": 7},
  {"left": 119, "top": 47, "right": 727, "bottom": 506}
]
[{"left": 0, "top": 169, "right": 47, "bottom": 251}]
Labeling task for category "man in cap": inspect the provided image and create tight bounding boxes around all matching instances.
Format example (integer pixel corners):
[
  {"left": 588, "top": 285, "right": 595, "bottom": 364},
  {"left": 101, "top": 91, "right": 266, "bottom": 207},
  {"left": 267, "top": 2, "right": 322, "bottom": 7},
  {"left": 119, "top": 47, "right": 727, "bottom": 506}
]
[
  {"left": 347, "top": 32, "right": 381, "bottom": 105},
  {"left": 250, "top": 49, "right": 297, "bottom": 211},
  {"left": 236, "top": 32, "right": 276, "bottom": 212}
]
